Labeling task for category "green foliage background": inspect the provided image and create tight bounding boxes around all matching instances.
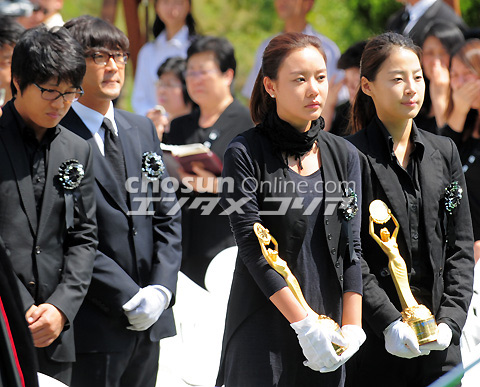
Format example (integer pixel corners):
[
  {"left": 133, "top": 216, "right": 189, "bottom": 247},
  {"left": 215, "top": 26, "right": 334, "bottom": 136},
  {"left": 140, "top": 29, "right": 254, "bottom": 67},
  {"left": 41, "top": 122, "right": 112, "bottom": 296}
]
[{"left": 61, "top": 0, "right": 480, "bottom": 111}]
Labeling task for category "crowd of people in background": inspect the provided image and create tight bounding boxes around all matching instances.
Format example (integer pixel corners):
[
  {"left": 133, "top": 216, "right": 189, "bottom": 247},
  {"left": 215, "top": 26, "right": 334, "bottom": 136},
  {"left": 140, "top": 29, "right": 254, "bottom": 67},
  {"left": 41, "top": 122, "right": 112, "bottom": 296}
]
[{"left": 0, "top": 0, "right": 480, "bottom": 387}]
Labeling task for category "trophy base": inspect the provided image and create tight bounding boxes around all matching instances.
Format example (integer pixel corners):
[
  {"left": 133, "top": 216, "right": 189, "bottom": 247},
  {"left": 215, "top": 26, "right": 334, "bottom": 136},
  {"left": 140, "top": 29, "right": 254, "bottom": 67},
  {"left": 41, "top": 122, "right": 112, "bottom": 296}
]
[
  {"left": 317, "top": 315, "right": 348, "bottom": 355},
  {"left": 401, "top": 305, "right": 438, "bottom": 345}
]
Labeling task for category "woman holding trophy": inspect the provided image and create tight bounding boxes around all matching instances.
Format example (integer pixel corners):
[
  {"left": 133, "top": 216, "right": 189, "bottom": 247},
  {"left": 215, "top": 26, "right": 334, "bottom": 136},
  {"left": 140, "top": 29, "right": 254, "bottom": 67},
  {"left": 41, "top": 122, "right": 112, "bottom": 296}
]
[
  {"left": 346, "top": 32, "right": 475, "bottom": 386},
  {"left": 215, "top": 32, "right": 365, "bottom": 386}
]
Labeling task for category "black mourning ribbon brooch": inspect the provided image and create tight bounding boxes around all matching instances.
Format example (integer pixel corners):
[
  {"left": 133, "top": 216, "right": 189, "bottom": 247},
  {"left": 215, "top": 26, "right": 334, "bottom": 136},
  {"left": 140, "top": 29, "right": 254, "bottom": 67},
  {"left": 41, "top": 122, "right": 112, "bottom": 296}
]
[
  {"left": 444, "top": 181, "right": 463, "bottom": 248},
  {"left": 142, "top": 151, "right": 165, "bottom": 181},
  {"left": 58, "top": 159, "right": 85, "bottom": 230},
  {"left": 339, "top": 187, "right": 359, "bottom": 264}
]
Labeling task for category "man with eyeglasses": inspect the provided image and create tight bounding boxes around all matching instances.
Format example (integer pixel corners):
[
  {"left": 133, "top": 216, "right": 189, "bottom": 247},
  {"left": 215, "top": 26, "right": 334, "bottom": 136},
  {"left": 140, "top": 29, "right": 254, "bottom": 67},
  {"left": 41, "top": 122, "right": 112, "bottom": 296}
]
[
  {"left": 0, "top": 25, "right": 97, "bottom": 385},
  {"left": 61, "top": 15, "right": 182, "bottom": 387}
]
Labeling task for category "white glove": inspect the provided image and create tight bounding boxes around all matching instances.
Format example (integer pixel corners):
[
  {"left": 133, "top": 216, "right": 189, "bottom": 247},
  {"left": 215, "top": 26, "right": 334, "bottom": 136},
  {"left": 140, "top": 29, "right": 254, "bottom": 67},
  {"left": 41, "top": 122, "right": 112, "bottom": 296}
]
[
  {"left": 122, "top": 285, "right": 168, "bottom": 331},
  {"left": 419, "top": 323, "right": 452, "bottom": 351},
  {"left": 383, "top": 320, "right": 430, "bottom": 359},
  {"left": 320, "top": 325, "right": 366, "bottom": 373},
  {"left": 291, "top": 314, "right": 348, "bottom": 371}
]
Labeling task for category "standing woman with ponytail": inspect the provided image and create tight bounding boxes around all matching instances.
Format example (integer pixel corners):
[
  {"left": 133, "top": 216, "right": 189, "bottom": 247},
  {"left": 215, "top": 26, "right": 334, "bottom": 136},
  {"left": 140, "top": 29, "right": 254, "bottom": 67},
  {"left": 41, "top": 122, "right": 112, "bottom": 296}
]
[
  {"left": 132, "top": 0, "right": 197, "bottom": 116},
  {"left": 346, "top": 32, "right": 474, "bottom": 387},
  {"left": 216, "top": 32, "right": 365, "bottom": 387}
]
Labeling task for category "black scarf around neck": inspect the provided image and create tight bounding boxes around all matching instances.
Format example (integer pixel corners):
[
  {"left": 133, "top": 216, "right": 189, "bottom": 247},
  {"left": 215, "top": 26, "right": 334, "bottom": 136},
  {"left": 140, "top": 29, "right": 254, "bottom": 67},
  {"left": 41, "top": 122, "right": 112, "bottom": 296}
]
[{"left": 261, "top": 110, "right": 324, "bottom": 169}]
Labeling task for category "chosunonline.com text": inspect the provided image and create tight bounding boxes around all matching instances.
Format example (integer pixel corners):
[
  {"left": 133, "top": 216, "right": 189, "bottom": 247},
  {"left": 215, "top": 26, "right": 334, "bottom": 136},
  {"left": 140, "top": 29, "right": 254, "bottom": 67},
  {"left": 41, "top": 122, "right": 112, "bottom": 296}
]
[{"left": 125, "top": 176, "right": 356, "bottom": 216}]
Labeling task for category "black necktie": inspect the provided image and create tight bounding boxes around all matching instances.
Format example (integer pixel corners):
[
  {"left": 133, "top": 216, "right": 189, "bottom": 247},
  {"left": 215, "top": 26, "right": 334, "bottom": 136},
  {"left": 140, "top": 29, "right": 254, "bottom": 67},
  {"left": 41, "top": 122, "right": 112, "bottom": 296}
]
[
  {"left": 398, "top": 10, "right": 410, "bottom": 33},
  {"left": 102, "top": 117, "right": 127, "bottom": 201}
]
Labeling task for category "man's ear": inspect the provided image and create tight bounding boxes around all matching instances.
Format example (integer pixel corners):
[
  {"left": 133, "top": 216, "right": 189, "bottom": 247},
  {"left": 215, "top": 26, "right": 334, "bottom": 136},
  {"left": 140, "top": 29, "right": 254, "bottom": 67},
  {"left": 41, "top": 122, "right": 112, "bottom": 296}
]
[
  {"left": 12, "top": 77, "right": 20, "bottom": 95},
  {"left": 263, "top": 77, "right": 275, "bottom": 98},
  {"left": 361, "top": 76, "right": 372, "bottom": 96},
  {"left": 223, "top": 68, "right": 235, "bottom": 87}
]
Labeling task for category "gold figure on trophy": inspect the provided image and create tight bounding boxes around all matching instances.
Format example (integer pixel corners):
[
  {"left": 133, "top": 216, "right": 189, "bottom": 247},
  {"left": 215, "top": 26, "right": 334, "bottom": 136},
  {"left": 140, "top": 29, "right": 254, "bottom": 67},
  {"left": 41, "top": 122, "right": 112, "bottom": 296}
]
[
  {"left": 368, "top": 200, "right": 437, "bottom": 345},
  {"left": 253, "top": 222, "right": 347, "bottom": 355}
]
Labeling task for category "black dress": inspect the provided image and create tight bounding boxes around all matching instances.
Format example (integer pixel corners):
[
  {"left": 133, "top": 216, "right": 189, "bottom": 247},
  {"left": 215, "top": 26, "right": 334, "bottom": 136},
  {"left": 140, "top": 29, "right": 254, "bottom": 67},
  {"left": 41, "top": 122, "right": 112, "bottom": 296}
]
[{"left": 216, "top": 116, "right": 362, "bottom": 387}]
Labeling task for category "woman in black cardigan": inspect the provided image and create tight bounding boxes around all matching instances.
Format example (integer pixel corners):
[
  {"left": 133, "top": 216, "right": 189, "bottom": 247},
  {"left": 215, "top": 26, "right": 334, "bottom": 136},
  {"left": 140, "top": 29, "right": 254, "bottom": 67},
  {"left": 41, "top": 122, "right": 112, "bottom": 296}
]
[
  {"left": 441, "top": 39, "right": 480, "bottom": 264},
  {"left": 216, "top": 32, "right": 364, "bottom": 387},
  {"left": 346, "top": 32, "right": 474, "bottom": 387}
]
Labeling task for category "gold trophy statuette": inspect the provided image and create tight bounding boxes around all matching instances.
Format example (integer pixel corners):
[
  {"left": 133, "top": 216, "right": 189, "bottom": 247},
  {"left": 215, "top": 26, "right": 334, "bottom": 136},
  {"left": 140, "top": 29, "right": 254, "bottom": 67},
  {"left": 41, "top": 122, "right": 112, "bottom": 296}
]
[
  {"left": 253, "top": 222, "right": 347, "bottom": 355},
  {"left": 368, "top": 200, "right": 437, "bottom": 345}
]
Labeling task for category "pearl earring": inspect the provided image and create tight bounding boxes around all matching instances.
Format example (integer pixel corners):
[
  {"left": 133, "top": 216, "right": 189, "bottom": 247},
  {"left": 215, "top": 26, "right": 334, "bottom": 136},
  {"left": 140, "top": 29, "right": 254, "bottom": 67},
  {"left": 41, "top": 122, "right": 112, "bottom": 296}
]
[{"left": 270, "top": 94, "right": 275, "bottom": 98}]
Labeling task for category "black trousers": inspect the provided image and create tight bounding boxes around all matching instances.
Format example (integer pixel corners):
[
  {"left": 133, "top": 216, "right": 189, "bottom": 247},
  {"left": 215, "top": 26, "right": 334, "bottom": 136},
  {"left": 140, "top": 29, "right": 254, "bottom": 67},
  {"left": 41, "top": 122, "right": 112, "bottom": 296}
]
[
  {"left": 36, "top": 347, "right": 72, "bottom": 385},
  {"left": 345, "top": 324, "right": 462, "bottom": 387},
  {"left": 71, "top": 332, "right": 160, "bottom": 387}
]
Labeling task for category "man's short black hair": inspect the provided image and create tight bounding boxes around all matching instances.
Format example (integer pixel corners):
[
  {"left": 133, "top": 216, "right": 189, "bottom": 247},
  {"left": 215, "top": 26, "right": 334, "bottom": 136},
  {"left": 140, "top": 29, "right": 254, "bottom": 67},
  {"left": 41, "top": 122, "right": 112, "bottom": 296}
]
[
  {"left": 337, "top": 40, "right": 367, "bottom": 70},
  {"left": 187, "top": 36, "right": 236, "bottom": 75},
  {"left": 0, "top": 15, "right": 24, "bottom": 48},
  {"left": 64, "top": 15, "right": 129, "bottom": 54},
  {"left": 11, "top": 25, "right": 86, "bottom": 96}
]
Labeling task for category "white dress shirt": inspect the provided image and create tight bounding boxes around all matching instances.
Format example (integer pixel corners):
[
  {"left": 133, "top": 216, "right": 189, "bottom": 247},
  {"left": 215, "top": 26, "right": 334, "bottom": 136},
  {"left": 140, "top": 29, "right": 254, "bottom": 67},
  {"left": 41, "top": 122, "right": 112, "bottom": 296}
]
[
  {"left": 404, "top": 0, "right": 437, "bottom": 34},
  {"left": 131, "top": 25, "right": 192, "bottom": 116},
  {"left": 43, "top": 12, "right": 64, "bottom": 29},
  {"left": 71, "top": 101, "right": 117, "bottom": 156}
]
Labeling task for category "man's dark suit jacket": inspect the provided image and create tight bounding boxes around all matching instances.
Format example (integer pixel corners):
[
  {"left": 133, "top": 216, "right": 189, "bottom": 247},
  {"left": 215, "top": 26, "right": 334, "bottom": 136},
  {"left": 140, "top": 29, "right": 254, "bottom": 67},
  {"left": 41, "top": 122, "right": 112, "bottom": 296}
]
[
  {"left": 0, "top": 237, "right": 38, "bottom": 387},
  {"left": 0, "top": 101, "right": 97, "bottom": 363},
  {"left": 61, "top": 108, "right": 182, "bottom": 353},
  {"left": 347, "top": 118, "right": 474, "bottom": 344},
  {"left": 386, "top": 0, "right": 467, "bottom": 45}
]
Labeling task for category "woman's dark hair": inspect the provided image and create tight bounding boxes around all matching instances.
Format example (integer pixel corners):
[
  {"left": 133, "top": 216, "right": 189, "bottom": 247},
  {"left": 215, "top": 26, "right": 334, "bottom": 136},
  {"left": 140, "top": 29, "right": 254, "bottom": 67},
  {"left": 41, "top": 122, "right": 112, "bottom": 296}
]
[
  {"left": 446, "top": 39, "right": 480, "bottom": 137},
  {"left": 350, "top": 32, "right": 422, "bottom": 134},
  {"left": 338, "top": 40, "right": 367, "bottom": 70},
  {"left": 64, "top": 15, "right": 129, "bottom": 54},
  {"left": 157, "top": 56, "right": 193, "bottom": 105},
  {"left": 187, "top": 35, "right": 236, "bottom": 74},
  {"left": 418, "top": 21, "right": 465, "bottom": 122},
  {"left": 153, "top": 0, "right": 196, "bottom": 38},
  {"left": 250, "top": 32, "right": 326, "bottom": 125},
  {"left": 449, "top": 38, "right": 480, "bottom": 82},
  {"left": 11, "top": 25, "right": 86, "bottom": 96},
  {"left": 420, "top": 21, "right": 465, "bottom": 57}
]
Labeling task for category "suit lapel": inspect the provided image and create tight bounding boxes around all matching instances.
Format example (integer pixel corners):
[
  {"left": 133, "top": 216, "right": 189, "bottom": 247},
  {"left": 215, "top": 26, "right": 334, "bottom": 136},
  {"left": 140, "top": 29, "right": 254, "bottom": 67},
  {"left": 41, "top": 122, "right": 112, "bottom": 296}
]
[
  {"left": 0, "top": 114, "right": 38, "bottom": 234},
  {"left": 62, "top": 109, "right": 129, "bottom": 215},
  {"left": 37, "top": 131, "right": 66, "bottom": 239},
  {"left": 91, "top": 133, "right": 130, "bottom": 215},
  {"left": 364, "top": 124, "right": 413, "bottom": 257},
  {"left": 410, "top": 0, "right": 440, "bottom": 40},
  {"left": 115, "top": 111, "right": 143, "bottom": 209},
  {"left": 417, "top": 132, "right": 442, "bottom": 256}
]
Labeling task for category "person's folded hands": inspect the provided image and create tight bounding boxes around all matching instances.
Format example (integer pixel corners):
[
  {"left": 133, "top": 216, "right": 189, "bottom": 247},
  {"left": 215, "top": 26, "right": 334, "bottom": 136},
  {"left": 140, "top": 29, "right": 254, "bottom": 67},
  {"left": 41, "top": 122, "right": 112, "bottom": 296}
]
[
  {"left": 383, "top": 320, "right": 430, "bottom": 359},
  {"left": 419, "top": 323, "right": 452, "bottom": 351},
  {"left": 320, "top": 324, "right": 366, "bottom": 373},
  {"left": 291, "top": 313, "right": 347, "bottom": 371},
  {"left": 122, "top": 285, "right": 168, "bottom": 331}
]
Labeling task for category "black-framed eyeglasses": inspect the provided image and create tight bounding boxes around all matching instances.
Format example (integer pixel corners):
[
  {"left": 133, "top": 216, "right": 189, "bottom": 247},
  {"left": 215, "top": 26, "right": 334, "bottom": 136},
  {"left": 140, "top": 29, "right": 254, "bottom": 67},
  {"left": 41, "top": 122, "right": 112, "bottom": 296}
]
[
  {"left": 89, "top": 51, "right": 129, "bottom": 66},
  {"left": 34, "top": 83, "right": 84, "bottom": 103}
]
